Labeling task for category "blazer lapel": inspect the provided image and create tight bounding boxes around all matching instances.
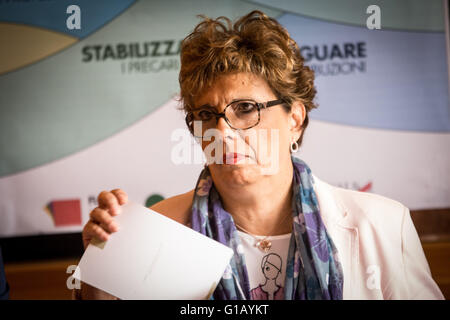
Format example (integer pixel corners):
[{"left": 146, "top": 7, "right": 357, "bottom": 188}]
[{"left": 312, "top": 174, "right": 360, "bottom": 299}]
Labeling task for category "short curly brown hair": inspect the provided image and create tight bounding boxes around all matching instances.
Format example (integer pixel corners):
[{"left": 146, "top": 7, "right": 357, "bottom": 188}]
[{"left": 179, "top": 10, "right": 317, "bottom": 147}]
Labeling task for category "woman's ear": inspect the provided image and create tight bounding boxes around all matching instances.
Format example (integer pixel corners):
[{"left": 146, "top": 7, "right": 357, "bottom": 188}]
[{"left": 289, "top": 101, "right": 306, "bottom": 141}]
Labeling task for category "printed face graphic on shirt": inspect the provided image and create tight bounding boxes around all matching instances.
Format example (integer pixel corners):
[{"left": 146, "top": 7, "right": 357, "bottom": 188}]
[
  {"left": 261, "top": 253, "right": 282, "bottom": 281},
  {"left": 250, "top": 251, "right": 286, "bottom": 300},
  {"left": 263, "top": 262, "right": 280, "bottom": 280}
]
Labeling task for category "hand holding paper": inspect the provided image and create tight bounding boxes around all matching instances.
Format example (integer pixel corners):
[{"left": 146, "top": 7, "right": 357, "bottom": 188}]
[{"left": 73, "top": 201, "right": 233, "bottom": 300}]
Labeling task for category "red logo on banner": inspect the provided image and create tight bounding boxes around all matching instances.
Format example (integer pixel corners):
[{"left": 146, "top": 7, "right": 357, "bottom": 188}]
[
  {"left": 45, "top": 199, "right": 82, "bottom": 227},
  {"left": 338, "top": 181, "right": 373, "bottom": 192},
  {"left": 358, "top": 182, "right": 372, "bottom": 192}
]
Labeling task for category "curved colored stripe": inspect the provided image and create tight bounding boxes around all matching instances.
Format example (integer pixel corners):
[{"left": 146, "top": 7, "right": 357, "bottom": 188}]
[
  {"left": 0, "top": 0, "right": 285, "bottom": 178},
  {"left": 0, "top": 0, "right": 137, "bottom": 38},
  {"left": 0, "top": 22, "right": 78, "bottom": 75},
  {"left": 248, "top": 0, "right": 445, "bottom": 32},
  {"left": 278, "top": 13, "right": 449, "bottom": 132}
]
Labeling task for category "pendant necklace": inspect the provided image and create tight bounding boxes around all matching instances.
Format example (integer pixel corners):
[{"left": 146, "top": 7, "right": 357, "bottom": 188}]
[{"left": 234, "top": 212, "right": 292, "bottom": 253}]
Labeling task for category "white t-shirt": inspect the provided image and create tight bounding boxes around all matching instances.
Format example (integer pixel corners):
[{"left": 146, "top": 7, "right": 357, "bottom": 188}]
[{"left": 237, "top": 230, "right": 291, "bottom": 300}]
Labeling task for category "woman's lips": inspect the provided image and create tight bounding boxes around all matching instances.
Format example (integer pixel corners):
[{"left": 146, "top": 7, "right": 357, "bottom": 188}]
[{"left": 223, "top": 153, "right": 246, "bottom": 164}]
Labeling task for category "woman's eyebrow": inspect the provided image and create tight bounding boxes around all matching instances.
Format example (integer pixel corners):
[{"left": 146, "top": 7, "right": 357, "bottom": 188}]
[
  {"left": 194, "top": 98, "right": 255, "bottom": 110},
  {"left": 194, "top": 103, "right": 216, "bottom": 110}
]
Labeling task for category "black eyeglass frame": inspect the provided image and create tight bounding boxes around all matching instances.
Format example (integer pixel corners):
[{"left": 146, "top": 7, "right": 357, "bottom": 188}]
[{"left": 185, "top": 98, "right": 286, "bottom": 134}]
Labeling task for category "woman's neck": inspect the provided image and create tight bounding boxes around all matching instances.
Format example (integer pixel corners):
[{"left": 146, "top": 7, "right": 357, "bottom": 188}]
[{"left": 212, "top": 160, "right": 294, "bottom": 236}]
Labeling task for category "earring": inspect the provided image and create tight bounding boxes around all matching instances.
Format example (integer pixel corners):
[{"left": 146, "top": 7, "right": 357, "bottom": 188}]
[{"left": 290, "top": 140, "right": 299, "bottom": 153}]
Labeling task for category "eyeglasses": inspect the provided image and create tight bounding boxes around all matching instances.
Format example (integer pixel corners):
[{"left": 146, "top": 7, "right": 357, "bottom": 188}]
[{"left": 185, "top": 99, "right": 286, "bottom": 138}]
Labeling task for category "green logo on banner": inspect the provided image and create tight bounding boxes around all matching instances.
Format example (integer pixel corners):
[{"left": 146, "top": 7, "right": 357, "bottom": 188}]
[{"left": 145, "top": 194, "right": 165, "bottom": 208}]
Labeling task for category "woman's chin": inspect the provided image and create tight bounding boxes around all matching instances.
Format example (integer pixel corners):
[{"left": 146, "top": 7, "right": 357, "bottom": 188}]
[{"left": 209, "top": 163, "right": 261, "bottom": 186}]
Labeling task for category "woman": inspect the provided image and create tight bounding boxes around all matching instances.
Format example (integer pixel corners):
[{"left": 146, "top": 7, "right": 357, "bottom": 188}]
[{"left": 74, "top": 11, "right": 443, "bottom": 300}]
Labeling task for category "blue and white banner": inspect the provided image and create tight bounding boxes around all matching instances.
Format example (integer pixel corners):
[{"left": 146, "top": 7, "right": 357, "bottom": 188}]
[{"left": 0, "top": 0, "right": 448, "bottom": 237}]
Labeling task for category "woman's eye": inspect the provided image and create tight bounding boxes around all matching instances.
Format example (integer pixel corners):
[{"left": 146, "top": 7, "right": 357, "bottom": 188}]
[
  {"left": 196, "top": 110, "right": 214, "bottom": 120},
  {"left": 235, "top": 102, "right": 255, "bottom": 113}
]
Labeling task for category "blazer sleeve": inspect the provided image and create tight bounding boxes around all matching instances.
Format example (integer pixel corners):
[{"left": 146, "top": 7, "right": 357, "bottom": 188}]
[{"left": 401, "top": 206, "right": 444, "bottom": 300}]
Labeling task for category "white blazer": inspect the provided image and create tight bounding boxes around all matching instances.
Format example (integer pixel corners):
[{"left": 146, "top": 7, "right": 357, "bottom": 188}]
[{"left": 312, "top": 174, "right": 444, "bottom": 300}]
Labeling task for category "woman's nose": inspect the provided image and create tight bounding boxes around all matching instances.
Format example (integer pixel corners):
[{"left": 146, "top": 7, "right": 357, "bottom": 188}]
[
  {"left": 215, "top": 117, "right": 238, "bottom": 149},
  {"left": 215, "top": 116, "right": 232, "bottom": 134}
]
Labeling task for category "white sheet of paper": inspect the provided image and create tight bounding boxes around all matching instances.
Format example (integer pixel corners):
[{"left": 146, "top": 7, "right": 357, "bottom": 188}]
[{"left": 73, "top": 201, "right": 233, "bottom": 300}]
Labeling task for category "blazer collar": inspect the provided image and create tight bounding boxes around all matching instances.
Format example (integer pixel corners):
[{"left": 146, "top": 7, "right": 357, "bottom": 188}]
[{"left": 311, "top": 173, "right": 355, "bottom": 229}]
